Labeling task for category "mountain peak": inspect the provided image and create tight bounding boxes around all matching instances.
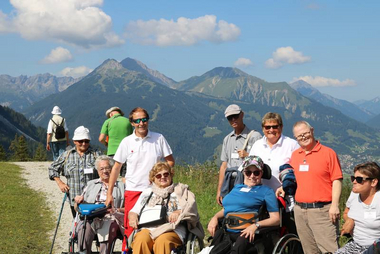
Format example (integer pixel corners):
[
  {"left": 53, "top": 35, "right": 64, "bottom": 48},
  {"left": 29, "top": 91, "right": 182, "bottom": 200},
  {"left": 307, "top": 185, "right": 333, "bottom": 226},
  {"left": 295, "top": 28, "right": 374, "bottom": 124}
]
[
  {"left": 120, "top": 57, "right": 177, "bottom": 87},
  {"left": 94, "top": 59, "right": 124, "bottom": 74},
  {"left": 290, "top": 79, "right": 314, "bottom": 89},
  {"left": 203, "top": 67, "right": 248, "bottom": 79}
]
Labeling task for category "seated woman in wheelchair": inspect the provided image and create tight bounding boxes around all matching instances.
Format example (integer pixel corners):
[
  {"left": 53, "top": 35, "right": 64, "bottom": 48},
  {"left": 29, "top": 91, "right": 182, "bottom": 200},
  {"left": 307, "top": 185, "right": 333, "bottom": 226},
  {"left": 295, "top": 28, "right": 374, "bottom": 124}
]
[
  {"left": 336, "top": 162, "right": 380, "bottom": 254},
  {"left": 75, "top": 155, "right": 125, "bottom": 254},
  {"left": 128, "top": 162, "right": 204, "bottom": 254},
  {"left": 208, "top": 155, "right": 280, "bottom": 254}
]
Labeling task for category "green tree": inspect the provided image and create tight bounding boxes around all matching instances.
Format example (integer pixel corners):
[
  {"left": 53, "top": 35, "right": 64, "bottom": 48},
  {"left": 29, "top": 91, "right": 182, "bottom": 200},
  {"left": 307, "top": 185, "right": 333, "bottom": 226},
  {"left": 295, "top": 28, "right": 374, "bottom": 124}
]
[
  {"left": 33, "top": 143, "right": 47, "bottom": 161},
  {"left": 9, "top": 134, "right": 30, "bottom": 161},
  {"left": 0, "top": 145, "right": 7, "bottom": 161}
]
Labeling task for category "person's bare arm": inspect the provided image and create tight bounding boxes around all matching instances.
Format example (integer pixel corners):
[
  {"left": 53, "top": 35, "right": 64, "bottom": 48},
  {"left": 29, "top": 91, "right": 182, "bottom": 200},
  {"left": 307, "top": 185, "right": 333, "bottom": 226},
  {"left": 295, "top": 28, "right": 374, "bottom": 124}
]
[
  {"left": 105, "top": 162, "right": 122, "bottom": 207},
  {"left": 240, "top": 211, "right": 280, "bottom": 242},
  {"left": 98, "top": 133, "right": 107, "bottom": 147},
  {"left": 65, "top": 131, "right": 70, "bottom": 146},
  {"left": 216, "top": 161, "right": 227, "bottom": 206},
  {"left": 128, "top": 211, "right": 139, "bottom": 229},
  {"left": 329, "top": 179, "right": 342, "bottom": 223},
  {"left": 207, "top": 209, "right": 224, "bottom": 237},
  {"left": 340, "top": 207, "right": 354, "bottom": 236},
  {"left": 164, "top": 154, "right": 175, "bottom": 167},
  {"left": 46, "top": 133, "right": 52, "bottom": 151}
]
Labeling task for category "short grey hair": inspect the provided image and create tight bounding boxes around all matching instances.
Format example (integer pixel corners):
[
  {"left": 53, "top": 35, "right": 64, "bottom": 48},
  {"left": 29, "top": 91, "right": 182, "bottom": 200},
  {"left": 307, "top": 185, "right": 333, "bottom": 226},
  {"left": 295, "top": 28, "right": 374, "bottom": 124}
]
[
  {"left": 293, "top": 120, "right": 313, "bottom": 130},
  {"left": 95, "top": 155, "right": 115, "bottom": 170}
]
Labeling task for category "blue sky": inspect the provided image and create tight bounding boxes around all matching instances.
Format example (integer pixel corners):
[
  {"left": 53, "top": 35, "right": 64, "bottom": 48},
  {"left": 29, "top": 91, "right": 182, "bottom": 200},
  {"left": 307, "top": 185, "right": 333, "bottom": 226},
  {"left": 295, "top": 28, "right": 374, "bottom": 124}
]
[{"left": 0, "top": 0, "right": 379, "bottom": 102}]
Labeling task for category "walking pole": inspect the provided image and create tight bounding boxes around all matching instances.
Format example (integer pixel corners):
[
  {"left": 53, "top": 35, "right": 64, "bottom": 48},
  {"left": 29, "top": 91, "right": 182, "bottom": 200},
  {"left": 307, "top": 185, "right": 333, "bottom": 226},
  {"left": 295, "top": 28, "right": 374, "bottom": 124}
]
[{"left": 49, "top": 192, "right": 67, "bottom": 254}]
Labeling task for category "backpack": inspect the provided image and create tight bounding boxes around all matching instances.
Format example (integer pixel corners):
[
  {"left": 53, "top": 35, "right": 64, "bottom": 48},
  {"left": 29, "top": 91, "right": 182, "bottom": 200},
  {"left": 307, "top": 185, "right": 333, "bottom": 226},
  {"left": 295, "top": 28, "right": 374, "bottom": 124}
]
[{"left": 51, "top": 118, "right": 66, "bottom": 139}]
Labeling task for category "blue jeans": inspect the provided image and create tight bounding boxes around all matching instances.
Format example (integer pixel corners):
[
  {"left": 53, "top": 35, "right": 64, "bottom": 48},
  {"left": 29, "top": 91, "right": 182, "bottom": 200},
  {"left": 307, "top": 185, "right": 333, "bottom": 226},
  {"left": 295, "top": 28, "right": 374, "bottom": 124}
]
[{"left": 50, "top": 141, "right": 66, "bottom": 160}]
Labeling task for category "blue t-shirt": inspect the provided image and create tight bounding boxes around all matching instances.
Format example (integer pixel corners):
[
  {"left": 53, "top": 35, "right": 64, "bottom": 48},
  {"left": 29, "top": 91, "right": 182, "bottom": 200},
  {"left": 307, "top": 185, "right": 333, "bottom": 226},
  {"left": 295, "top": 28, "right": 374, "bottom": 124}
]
[{"left": 223, "top": 184, "right": 279, "bottom": 232}]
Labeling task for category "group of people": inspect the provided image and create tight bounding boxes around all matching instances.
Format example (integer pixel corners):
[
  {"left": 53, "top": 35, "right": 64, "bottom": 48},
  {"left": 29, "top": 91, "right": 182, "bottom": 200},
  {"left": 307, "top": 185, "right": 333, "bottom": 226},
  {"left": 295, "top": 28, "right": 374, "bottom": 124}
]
[{"left": 46, "top": 104, "right": 380, "bottom": 254}]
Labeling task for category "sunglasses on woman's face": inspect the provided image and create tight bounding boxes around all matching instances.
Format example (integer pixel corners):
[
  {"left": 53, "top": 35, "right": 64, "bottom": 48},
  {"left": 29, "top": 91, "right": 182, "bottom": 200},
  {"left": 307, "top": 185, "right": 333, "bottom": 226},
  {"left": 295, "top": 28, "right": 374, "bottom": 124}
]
[
  {"left": 350, "top": 176, "right": 374, "bottom": 184},
  {"left": 244, "top": 170, "right": 261, "bottom": 177},
  {"left": 155, "top": 172, "right": 170, "bottom": 179}
]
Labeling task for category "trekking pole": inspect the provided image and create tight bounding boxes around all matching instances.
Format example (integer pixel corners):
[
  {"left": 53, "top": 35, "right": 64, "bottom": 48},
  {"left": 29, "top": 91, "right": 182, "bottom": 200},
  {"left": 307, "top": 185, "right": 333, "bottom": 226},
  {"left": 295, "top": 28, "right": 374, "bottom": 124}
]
[{"left": 49, "top": 192, "right": 67, "bottom": 254}]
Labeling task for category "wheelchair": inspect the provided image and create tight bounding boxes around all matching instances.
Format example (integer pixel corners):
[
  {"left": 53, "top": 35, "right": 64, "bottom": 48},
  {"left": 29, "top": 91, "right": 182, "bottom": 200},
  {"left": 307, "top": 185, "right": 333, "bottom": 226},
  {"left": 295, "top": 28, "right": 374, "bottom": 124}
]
[
  {"left": 64, "top": 204, "right": 123, "bottom": 254},
  {"left": 218, "top": 164, "right": 303, "bottom": 254}
]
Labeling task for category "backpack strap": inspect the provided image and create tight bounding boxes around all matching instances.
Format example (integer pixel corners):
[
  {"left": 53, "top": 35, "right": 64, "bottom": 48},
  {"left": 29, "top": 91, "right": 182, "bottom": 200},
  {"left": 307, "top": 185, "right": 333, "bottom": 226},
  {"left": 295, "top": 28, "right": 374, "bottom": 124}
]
[{"left": 138, "top": 191, "right": 171, "bottom": 218}]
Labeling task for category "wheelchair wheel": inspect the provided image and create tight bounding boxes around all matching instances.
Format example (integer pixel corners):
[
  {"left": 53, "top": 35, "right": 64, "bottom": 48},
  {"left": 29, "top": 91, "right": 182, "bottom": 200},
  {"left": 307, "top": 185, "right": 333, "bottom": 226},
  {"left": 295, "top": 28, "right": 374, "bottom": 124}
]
[
  {"left": 185, "top": 233, "right": 204, "bottom": 254},
  {"left": 272, "top": 233, "right": 303, "bottom": 254}
]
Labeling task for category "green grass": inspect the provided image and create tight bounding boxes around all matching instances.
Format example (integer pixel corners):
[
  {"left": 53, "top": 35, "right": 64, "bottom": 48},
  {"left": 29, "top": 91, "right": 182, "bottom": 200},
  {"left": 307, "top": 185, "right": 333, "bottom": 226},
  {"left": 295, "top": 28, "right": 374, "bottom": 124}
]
[
  {"left": 174, "top": 161, "right": 221, "bottom": 235},
  {"left": 0, "top": 162, "right": 54, "bottom": 254}
]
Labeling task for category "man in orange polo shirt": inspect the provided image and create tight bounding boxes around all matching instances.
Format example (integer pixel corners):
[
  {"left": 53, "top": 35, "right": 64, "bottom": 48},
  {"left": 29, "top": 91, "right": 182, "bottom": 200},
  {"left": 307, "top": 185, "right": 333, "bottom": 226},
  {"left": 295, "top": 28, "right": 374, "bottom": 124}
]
[{"left": 289, "top": 121, "right": 342, "bottom": 254}]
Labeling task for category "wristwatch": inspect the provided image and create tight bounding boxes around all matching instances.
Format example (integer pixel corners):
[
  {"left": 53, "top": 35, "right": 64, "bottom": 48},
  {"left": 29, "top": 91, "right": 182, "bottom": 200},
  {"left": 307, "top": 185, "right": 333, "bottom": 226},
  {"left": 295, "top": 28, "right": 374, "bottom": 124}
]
[{"left": 255, "top": 222, "right": 261, "bottom": 229}]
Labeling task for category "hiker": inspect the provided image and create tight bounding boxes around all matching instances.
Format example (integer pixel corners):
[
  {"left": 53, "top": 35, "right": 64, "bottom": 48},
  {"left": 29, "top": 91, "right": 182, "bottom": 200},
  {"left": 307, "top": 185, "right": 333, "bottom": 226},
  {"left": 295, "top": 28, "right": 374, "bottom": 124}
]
[
  {"left": 98, "top": 106, "right": 133, "bottom": 180},
  {"left": 277, "top": 120, "right": 343, "bottom": 254},
  {"left": 336, "top": 162, "right": 380, "bottom": 254},
  {"left": 216, "top": 104, "right": 261, "bottom": 206},
  {"left": 46, "top": 106, "right": 69, "bottom": 160},
  {"left": 49, "top": 126, "right": 102, "bottom": 217},
  {"left": 105, "top": 107, "right": 175, "bottom": 241}
]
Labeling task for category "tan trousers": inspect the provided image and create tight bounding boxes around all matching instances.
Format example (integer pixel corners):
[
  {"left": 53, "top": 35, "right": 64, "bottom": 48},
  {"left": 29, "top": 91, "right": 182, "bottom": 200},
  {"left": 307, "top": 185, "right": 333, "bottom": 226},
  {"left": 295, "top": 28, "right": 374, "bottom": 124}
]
[
  {"left": 131, "top": 229, "right": 182, "bottom": 254},
  {"left": 294, "top": 204, "right": 339, "bottom": 254}
]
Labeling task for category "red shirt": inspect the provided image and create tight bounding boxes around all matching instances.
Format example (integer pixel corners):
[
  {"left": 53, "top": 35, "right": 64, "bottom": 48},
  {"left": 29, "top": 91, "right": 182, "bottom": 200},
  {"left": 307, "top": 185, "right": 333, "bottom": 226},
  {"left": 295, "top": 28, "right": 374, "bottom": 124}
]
[{"left": 290, "top": 141, "right": 342, "bottom": 203}]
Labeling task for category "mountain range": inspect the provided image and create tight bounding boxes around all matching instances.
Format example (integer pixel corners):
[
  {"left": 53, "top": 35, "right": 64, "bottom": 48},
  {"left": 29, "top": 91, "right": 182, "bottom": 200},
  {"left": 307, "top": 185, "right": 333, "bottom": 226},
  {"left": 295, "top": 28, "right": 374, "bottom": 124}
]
[
  {"left": 1, "top": 57, "right": 380, "bottom": 168},
  {"left": 0, "top": 73, "right": 80, "bottom": 111},
  {"left": 17, "top": 58, "right": 379, "bottom": 165},
  {"left": 289, "top": 80, "right": 375, "bottom": 123}
]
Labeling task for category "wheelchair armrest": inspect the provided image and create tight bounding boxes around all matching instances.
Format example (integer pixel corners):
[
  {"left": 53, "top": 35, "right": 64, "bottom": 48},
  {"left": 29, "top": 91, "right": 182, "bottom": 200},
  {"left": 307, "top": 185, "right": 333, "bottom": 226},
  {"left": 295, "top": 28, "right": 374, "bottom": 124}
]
[{"left": 255, "top": 226, "right": 279, "bottom": 235}]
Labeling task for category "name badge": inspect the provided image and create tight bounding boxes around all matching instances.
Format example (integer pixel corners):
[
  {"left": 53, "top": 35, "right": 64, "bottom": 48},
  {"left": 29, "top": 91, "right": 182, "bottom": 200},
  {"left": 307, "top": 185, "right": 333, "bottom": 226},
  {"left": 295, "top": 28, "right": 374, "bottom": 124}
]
[
  {"left": 231, "top": 152, "right": 239, "bottom": 159},
  {"left": 240, "top": 187, "right": 251, "bottom": 192},
  {"left": 364, "top": 211, "right": 376, "bottom": 219},
  {"left": 84, "top": 167, "right": 94, "bottom": 174},
  {"left": 299, "top": 164, "right": 309, "bottom": 172}
]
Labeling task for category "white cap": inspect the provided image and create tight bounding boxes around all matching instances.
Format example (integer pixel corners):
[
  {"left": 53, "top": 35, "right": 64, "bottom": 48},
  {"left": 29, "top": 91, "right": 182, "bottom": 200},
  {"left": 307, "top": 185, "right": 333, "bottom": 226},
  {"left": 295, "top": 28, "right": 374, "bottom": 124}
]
[
  {"left": 73, "top": 126, "right": 91, "bottom": 141},
  {"left": 51, "top": 106, "right": 62, "bottom": 115}
]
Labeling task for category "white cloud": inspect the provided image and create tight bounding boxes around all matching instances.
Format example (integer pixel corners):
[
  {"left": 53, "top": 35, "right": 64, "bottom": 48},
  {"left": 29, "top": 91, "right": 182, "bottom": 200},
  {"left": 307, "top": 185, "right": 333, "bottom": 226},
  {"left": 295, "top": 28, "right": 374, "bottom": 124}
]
[
  {"left": 124, "top": 15, "right": 241, "bottom": 46},
  {"left": 40, "top": 47, "right": 73, "bottom": 64},
  {"left": 265, "top": 46, "right": 311, "bottom": 69},
  {"left": 0, "top": 0, "right": 124, "bottom": 49},
  {"left": 292, "top": 76, "right": 357, "bottom": 87},
  {"left": 234, "top": 58, "right": 253, "bottom": 67},
  {"left": 60, "top": 66, "right": 92, "bottom": 78}
]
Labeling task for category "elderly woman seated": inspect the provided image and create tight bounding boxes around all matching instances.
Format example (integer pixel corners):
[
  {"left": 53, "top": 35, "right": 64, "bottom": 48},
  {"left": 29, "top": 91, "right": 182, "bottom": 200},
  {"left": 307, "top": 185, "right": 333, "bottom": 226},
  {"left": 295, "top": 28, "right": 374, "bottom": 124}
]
[
  {"left": 75, "top": 155, "right": 125, "bottom": 254},
  {"left": 208, "top": 155, "right": 280, "bottom": 254},
  {"left": 335, "top": 162, "right": 380, "bottom": 254},
  {"left": 128, "top": 162, "right": 204, "bottom": 254}
]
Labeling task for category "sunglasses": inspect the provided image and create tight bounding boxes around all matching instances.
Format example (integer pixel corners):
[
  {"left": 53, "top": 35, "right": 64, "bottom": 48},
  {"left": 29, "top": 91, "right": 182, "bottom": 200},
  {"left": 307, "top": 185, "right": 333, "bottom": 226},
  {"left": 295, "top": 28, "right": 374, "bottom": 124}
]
[
  {"left": 132, "top": 117, "right": 149, "bottom": 124},
  {"left": 155, "top": 172, "right": 170, "bottom": 179},
  {"left": 244, "top": 170, "right": 261, "bottom": 177},
  {"left": 77, "top": 140, "right": 90, "bottom": 144},
  {"left": 227, "top": 113, "right": 240, "bottom": 121},
  {"left": 264, "top": 125, "right": 279, "bottom": 130},
  {"left": 350, "top": 176, "right": 374, "bottom": 184}
]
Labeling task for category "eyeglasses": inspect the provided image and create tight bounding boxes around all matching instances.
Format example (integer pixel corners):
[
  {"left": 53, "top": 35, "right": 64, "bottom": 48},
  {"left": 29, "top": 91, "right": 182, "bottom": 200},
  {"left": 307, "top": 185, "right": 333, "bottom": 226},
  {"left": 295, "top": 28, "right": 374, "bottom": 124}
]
[
  {"left": 155, "top": 172, "right": 170, "bottom": 179},
  {"left": 350, "top": 176, "right": 374, "bottom": 184},
  {"left": 264, "top": 125, "right": 279, "bottom": 130},
  {"left": 244, "top": 170, "right": 261, "bottom": 177},
  {"left": 77, "top": 140, "right": 90, "bottom": 144},
  {"left": 99, "top": 166, "right": 111, "bottom": 172},
  {"left": 227, "top": 113, "right": 240, "bottom": 121},
  {"left": 132, "top": 117, "right": 149, "bottom": 124},
  {"left": 295, "top": 131, "right": 311, "bottom": 141}
]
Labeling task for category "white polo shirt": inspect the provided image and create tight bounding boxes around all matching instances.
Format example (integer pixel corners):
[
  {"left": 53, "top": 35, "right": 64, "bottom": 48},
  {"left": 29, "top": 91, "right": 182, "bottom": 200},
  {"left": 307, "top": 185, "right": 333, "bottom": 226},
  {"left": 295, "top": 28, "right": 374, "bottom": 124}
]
[
  {"left": 249, "top": 135, "right": 299, "bottom": 191},
  {"left": 114, "top": 130, "right": 173, "bottom": 191}
]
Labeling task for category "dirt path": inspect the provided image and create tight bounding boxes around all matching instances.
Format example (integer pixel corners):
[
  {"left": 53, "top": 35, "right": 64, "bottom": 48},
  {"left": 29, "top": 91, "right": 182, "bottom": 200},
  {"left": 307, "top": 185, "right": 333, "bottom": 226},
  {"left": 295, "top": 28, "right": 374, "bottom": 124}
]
[{"left": 14, "top": 162, "right": 122, "bottom": 254}]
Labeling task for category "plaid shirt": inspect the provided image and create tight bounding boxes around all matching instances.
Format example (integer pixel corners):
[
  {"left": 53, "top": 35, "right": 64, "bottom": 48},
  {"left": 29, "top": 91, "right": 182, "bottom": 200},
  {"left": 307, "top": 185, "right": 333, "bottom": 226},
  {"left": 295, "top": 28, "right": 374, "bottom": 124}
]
[{"left": 49, "top": 146, "right": 101, "bottom": 206}]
